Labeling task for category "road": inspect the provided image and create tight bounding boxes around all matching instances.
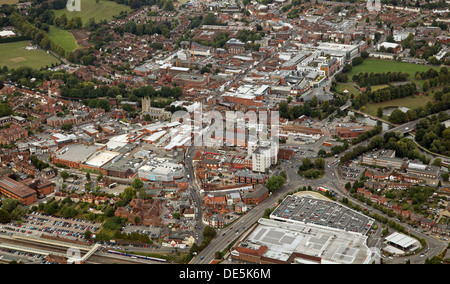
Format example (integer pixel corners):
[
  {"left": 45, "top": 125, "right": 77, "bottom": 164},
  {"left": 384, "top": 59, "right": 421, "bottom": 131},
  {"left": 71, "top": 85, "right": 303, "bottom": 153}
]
[{"left": 185, "top": 145, "right": 206, "bottom": 244}]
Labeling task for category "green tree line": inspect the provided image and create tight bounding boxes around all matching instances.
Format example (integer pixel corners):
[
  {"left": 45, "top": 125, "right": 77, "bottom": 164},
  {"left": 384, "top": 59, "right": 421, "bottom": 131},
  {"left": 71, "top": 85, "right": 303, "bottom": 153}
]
[{"left": 8, "top": 12, "right": 74, "bottom": 62}]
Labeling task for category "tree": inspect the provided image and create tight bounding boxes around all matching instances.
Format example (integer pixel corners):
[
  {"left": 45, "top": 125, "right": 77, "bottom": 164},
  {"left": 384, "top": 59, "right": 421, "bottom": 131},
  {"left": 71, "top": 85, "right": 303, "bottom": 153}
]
[
  {"left": 311, "top": 96, "right": 318, "bottom": 107},
  {"left": 386, "top": 34, "right": 395, "bottom": 43},
  {"left": 131, "top": 178, "right": 144, "bottom": 190},
  {"left": 1, "top": 198, "right": 20, "bottom": 213},
  {"left": 0, "top": 102, "right": 13, "bottom": 117},
  {"left": 0, "top": 209, "right": 11, "bottom": 223},
  {"left": 377, "top": 106, "right": 383, "bottom": 118},
  {"left": 352, "top": 57, "right": 363, "bottom": 66},
  {"left": 345, "top": 182, "right": 351, "bottom": 190},
  {"left": 389, "top": 109, "right": 407, "bottom": 124},
  {"left": 163, "top": 0, "right": 175, "bottom": 11},
  {"left": 10, "top": 205, "right": 25, "bottom": 220},
  {"left": 432, "top": 158, "right": 442, "bottom": 167},
  {"left": 314, "top": 157, "right": 325, "bottom": 170},
  {"left": 423, "top": 80, "right": 430, "bottom": 92},
  {"left": 321, "top": 100, "right": 330, "bottom": 113},
  {"left": 203, "top": 13, "right": 218, "bottom": 25},
  {"left": 266, "top": 175, "right": 286, "bottom": 192},
  {"left": 278, "top": 101, "right": 290, "bottom": 118},
  {"left": 299, "top": 157, "right": 313, "bottom": 171},
  {"left": 122, "top": 186, "right": 136, "bottom": 204},
  {"left": 203, "top": 226, "right": 216, "bottom": 240},
  {"left": 60, "top": 170, "right": 69, "bottom": 181},
  {"left": 428, "top": 56, "right": 440, "bottom": 66},
  {"left": 61, "top": 123, "right": 73, "bottom": 131}
]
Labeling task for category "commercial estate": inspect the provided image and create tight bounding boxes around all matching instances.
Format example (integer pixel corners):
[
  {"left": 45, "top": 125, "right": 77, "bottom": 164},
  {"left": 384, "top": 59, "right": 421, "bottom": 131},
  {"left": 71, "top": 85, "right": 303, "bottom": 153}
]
[{"left": 231, "top": 195, "right": 375, "bottom": 264}]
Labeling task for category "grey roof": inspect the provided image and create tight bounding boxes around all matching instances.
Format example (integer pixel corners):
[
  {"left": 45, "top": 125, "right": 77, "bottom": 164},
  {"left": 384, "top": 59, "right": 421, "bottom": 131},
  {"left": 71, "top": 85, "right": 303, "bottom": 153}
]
[
  {"left": 54, "top": 144, "right": 98, "bottom": 163},
  {"left": 244, "top": 184, "right": 269, "bottom": 198}
]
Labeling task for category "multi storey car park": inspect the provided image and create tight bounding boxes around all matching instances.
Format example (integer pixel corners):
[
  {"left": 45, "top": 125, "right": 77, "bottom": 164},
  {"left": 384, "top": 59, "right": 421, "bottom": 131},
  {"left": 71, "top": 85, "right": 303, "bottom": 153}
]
[{"left": 270, "top": 195, "right": 374, "bottom": 234}]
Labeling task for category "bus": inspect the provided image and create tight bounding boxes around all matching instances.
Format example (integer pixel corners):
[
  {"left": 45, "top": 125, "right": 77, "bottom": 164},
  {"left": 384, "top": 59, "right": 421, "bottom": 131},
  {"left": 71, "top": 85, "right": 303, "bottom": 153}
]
[
  {"left": 318, "top": 187, "right": 329, "bottom": 193},
  {"left": 318, "top": 187, "right": 336, "bottom": 196}
]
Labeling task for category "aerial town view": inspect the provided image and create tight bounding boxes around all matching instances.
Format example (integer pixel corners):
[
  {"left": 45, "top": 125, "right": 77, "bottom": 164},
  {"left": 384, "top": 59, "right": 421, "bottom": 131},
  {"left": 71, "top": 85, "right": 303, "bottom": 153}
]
[{"left": 0, "top": 0, "right": 449, "bottom": 271}]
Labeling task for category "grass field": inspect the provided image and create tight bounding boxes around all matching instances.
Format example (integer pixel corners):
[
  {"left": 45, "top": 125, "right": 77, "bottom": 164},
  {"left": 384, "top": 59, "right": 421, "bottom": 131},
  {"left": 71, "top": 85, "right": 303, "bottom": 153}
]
[
  {"left": 371, "top": 84, "right": 390, "bottom": 91},
  {"left": 362, "top": 95, "right": 434, "bottom": 117},
  {"left": 47, "top": 26, "right": 80, "bottom": 52},
  {"left": 348, "top": 58, "right": 439, "bottom": 79},
  {"left": 0, "top": 41, "right": 61, "bottom": 70},
  {"left": 335, "top": 82, "right": 360, "bottom": 96},
  {"left": 53, "top": 0, "right": 132, "bottom": 24},
  {"left": 0, "top": 0, "right": 19, "bottom": 4}
]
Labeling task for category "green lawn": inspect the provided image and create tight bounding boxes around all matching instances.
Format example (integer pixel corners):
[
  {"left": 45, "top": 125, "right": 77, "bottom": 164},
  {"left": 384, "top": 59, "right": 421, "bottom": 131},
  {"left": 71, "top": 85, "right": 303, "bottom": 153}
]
[
  {"left": 335, "top": 82, "right": 360, "bottom": 96},
  {"left": 47, "top": 26, "right": 80, "bottom": 52},
  {"left": 362, "top": 95, "right": 434, "bottom": 117},
  {"left": 348, "top": 58, "right": 439, "bottom": 79},
  {"left": 53, "top": 0, "right": 132, "bottom": 24},
  {"left": 0, "top": 0, "right": 19, "bottom": 4},
  {"left": 371, "top": 84, "right": 390, "bottom": 91},
  {"left": 0, "top": 41, "right": 61, "bottom": 70}
]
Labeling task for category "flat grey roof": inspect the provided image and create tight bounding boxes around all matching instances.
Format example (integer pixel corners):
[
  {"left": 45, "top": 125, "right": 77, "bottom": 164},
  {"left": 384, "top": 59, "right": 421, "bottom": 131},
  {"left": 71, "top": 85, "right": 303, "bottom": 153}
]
[
  {"left": 54, "top": 144, "right": 98, "bottom": 163},
  {"left": 270, "top": 195, "right": 374, "bottom": 234},
  {"left": 238, "top": 218, "right": 372, "bottom": 264}
]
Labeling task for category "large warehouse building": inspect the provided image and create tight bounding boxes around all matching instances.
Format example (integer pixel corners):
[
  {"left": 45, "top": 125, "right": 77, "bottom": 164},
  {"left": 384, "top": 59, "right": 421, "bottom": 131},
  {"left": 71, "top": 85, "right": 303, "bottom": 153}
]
[
  {"left": 138, "top": 158, "right": 184, "bottom": 182},
  {"left": 230, "top": 195, "right": 374, "bottom": 264}
]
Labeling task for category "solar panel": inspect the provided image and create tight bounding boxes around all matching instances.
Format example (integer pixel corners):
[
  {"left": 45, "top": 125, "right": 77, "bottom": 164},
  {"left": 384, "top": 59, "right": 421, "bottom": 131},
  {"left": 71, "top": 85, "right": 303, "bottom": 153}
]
[{"left": 254, "top": 228, "right": 267, "bottom": 241}]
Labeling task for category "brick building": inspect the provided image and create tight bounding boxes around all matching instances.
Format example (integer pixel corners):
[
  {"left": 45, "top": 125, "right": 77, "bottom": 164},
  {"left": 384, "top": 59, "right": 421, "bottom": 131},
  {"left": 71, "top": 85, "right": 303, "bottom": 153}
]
[
  {"left": 0, "top": 176, "right": 38, "bottom": 205},
  {"left": 110, "top": 109, "right": 128, "bottom": 119},
  {"left": 172, "top": 72, "right": 210, "bottom": 88},
  {"left": 47, "top": 115, "right": 81, "bottom": 127},
  {"left": 0, "top": 124, "right": 28, "bottom": 145},
  {"left": 21, "top": 178, "right": 54, "bottom": 197},
  {"left": 114, "top": 198, "right": 162, "bottom": 226},
  {"left": 242, "top": 184, "right": 269, "bottom": 205},
  {"left": 225, "top": 38, "right": 245, "bottom": 54},
  {"left": 336, "top": 125, "right": 373, "bottom": 139}
]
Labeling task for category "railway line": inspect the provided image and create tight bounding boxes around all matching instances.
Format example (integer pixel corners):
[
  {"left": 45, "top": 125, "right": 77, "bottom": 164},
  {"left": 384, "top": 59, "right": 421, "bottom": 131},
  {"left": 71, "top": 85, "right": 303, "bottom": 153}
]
[{"left": 0, "top": 234, "right": 164, "bottom": 264}]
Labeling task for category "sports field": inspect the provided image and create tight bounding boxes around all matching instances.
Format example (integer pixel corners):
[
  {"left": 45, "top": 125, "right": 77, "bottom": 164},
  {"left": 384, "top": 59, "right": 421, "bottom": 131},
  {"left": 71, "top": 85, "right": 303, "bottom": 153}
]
[
  {"left": 47, "top": 25, "right": 80, "bottom": 52},
  {"left": 348, "top": 58, "right": 439, "bottom": 78},
  {"left": 53, "top": 0, "right": 132, "bottom": 24},
  {"left": 0, "top": 41, "right": 61, "bottom": 70}
]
